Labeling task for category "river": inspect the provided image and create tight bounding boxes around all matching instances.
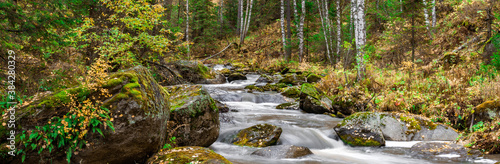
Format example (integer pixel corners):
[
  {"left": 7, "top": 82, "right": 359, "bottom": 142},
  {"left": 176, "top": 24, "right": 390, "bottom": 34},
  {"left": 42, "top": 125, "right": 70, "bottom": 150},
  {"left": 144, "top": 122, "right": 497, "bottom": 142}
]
[{"left": 202, "top": 73, "right": 499, "bottom": 164}]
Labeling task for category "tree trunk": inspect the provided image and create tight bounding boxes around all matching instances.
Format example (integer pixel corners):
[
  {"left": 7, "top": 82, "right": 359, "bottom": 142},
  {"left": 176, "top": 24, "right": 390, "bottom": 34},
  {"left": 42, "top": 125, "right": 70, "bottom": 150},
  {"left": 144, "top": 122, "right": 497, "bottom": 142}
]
[
  {"left": 324, "top": 0, "right": 335, "bottom": 64},
  {"left": 186, "top": 0, "right": 190, "bottom": 58},
  {"left": 286, "top": 0, "right": 293, "bottom": 62},
  {"left": 240, "top": 0, "right": 250, "bottom": 44},
  {"left": 281, "top": 0, "right": 287, "bottom": 55},
  {"left": 411, "top": 12, "right": 415, "bottom": 63},
  {"left": 244, "top": 0, "right": 254, "bottom": 37},
  {"left": 317, "top": 0, "right": 332, "bottom": 64},
  {"left": 220, "top": 0, "right": 224, "bottom": 38},
  {"left": 237, "top": 0, "right": 242, "bottom": 35},
  {"left": 293, "top": 0, "right": 299, "bottom": 24},
  {"left": 299, "top": 0, "right": 306, "bottom": 62},
  {"left": 423, "top": 0, "right": 431, "bottom": 37},
  {"left": 432, "top": 0, "right": 436, "bottom": 28},
  {"left": 336, "top": 0, "right": 342, "bottom": 64},
  {"left": 355, "top": 0, "right": 365, "bottom": 80}
]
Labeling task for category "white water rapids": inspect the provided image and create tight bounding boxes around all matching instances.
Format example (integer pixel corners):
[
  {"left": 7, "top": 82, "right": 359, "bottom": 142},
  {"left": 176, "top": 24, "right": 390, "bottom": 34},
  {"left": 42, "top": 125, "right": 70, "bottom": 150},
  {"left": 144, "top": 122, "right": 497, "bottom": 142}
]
[{"left": 201, "top": 73, "right": 499, "bottom": 164}]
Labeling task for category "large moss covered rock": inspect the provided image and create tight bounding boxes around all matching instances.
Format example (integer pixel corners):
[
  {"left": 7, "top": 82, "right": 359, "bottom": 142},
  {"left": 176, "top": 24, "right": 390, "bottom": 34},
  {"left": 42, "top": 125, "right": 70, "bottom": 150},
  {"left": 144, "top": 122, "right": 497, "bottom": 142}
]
[
  {"left": 334, "top": 112, "right": 459, "bottom": 147},
  {"left": 232, "top": 124, "right": 282, "bottom": 147},
  {"left": 227, "top": 73, "right": 247, "bottom": 82},
  {"left": 474, "top": 100, "right": 500, "bottom": 123},
  {"left": 306, "top": 74, "right": 322, "bottom": 83},
  {"left": 165, "top": 85, "right": 219, "bottom": 147},
  {"left": 251, "top": 145, "right": 313, "bottom": 159},
  {"left": 5, "top": 66, "right": 171, "bottom": 164},
  {"left": 147, "top": 146, "right": 232, "bottom": 164},
  {"left": 155, "top": 60, "right": 225, "bottom": 85},
  {"left": 299, "top": 83, "right": 333, "bottom": 114}
]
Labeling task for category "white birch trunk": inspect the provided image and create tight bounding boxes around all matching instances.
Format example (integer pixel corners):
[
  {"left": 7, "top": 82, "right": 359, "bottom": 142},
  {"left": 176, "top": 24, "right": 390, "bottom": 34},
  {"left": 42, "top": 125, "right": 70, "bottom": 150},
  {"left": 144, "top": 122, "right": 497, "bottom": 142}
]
[
  {"left": 355, "top": 0, "right": 365, "bottom": 80},
  {"left": 186, "top": 0, "right": 190, "bottom": 57},
  {"left": 244, "top": 0, "right": 254, "bottom": 36},
  {"left": 324, "top": 0, "right": 334, "bottom": 63},
  {"left": 317, "top": 0, "right": 332, "bottom": 64},
  {"left": 432, "top": 0, "right": 436, "bottom": 27},
  {"left": 299, "top": 0, "right": 305, "bottom": 62},
  {"left": 400, "top": 0, "right": 403, "bottom": 13},
  {"left": 240, "top": 0, "right": 245, "bottom": 41},
  {"left": 423, "top": 0, "right": 430, "bottom": 34},
  {"left": 281, "top": 0, "right": 287, "bottom": 51},
  {"left": 336, "top": 0, "right": 341, "bottom": 62},
  {"left": 293, "top": 0, "right": 299, "bottom": 23}
]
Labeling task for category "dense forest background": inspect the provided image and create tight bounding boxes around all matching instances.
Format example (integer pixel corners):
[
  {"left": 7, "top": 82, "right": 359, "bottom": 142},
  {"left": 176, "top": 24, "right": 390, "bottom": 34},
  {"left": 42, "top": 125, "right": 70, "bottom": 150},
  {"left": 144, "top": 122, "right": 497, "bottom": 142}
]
[{"left": 1, "top": 0, "right": 500, "bottom": 161}]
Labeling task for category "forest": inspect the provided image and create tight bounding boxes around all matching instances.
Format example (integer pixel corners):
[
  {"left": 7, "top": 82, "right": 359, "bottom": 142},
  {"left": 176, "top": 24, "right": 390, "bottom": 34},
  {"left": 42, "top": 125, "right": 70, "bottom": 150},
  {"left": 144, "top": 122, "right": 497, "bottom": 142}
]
[{"left": 0, "top": 0, "right": 500, "bottom": 163}]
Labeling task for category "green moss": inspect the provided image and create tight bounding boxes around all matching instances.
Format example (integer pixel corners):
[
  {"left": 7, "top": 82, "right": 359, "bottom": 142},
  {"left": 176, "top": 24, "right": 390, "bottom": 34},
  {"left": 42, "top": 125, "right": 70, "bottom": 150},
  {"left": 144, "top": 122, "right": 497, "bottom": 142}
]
[
  {"left": 244, "top": 85, "right": 264, "bottom": 92},
  {"left": 282, "top": 87, "right": 300, "bottom": 98},
  {"left": 306, "top": 74, "right": 322, "bottom": 82},
  {"left": 300, "top": 83, "right": 320, "bottom": 99},
  {"left": 343, "top": 135, "right": 382, "bottom": 146},
  {"left": 400, "top": 116, "right": 422, "bottom": 130},
  {"left": 152, "top": 146, "right": 232, "bottom": 164},
  {"left": 276, "top": 102, "right": 295, "bottom": 109},
  {"left": 37, "top": 86, "right": 91, "bottom": 108}
]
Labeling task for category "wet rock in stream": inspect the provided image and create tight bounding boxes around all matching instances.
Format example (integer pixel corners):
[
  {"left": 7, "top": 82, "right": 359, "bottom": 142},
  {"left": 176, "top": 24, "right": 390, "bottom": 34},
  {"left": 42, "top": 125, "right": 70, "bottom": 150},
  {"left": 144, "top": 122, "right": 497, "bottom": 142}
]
[{"left": 251, "top": 145, "right": 313, "bottom": 159}]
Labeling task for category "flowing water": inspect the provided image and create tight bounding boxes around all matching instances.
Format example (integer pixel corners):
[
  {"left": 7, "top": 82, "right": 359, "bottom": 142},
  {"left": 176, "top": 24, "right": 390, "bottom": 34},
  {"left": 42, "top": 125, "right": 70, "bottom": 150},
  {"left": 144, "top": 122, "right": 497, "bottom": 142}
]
[{"left": 202, "top": 73, "right": 499, "bottom": 164}]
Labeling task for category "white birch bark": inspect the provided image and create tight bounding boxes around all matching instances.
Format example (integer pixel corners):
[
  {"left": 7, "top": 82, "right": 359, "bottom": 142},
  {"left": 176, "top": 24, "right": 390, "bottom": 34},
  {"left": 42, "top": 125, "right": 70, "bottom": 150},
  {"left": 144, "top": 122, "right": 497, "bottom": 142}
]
[
  {"left": 317, "top": 0, "right": 332, "bottom": 64},
  {"left": 336, "top": 0, "right": 341, "bottom": 62},
  {"left": 324, "top": 0, "right": 334, "bottom": 63},
  {"left": 354, "top": 0, "right": 366, "bottom": 80},
  {"left": 186, "top": 0, "right": 190, "bottom": 57},
  {"left": 299, "top": 0, "right": 305, "bottom": 62},
  {"left": 423, "top": 0, "right": 431, "bottom": 34},
  {"left": 400, "top": 0, "right": 403, "bottom": 13},
  {"left": 240, "top": 0, "right": 244, "bottom": 39},
  {"left": 432, "top": 0, "right": 436, "bottom": 27},
  {"left": 244, "top": 0, "right": 254, "bottom": 36},
  {"left": 281, "top": 0, "right": 287, "bottom": 51},
  {"left": 293, "top": 0, "right": 299, "bottom": 23}
]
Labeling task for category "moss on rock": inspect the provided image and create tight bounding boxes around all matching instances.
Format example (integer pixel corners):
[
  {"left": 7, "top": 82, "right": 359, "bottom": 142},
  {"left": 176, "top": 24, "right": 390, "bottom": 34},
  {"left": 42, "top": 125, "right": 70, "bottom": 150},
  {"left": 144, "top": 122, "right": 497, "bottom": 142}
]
[
  {"left": 147, "top": 146, "right": 232, "bottom": 164},
  {"left": 233, "top": 124, "right": 282, "bottom": 147}
]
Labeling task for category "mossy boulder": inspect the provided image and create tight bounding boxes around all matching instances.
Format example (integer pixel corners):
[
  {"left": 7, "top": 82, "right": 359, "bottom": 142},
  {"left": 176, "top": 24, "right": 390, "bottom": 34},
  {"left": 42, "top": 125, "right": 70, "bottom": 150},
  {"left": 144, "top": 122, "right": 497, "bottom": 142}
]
[
  {"left": 256, "top": 74, "right": 273, "bottom": 83},
  {"left": 232, "top": 124, "right": 282, "bottom": 147},
  {"left": 281, "top": 86, "right": 300, "bottom": 98},
  {"left": 278, "top": 74, "right": 304, "bottom": 85},
  {"left": 165, "top": 85, "right": 219, "bottom": 147},
  {"left": 157, "top": 60, "right": 225, "bottom": 85},
  {"left": 299, "top": 83, "right": 333, "bottom": 114},
  {"left": 244, "top": 85, "right": 264, "bottom": 92},
  {"left": 474, "top": 100, "right": 500, "bottom": 123},
  {"left": 218, "top": 68, "right": 232, "bottom": 76},
  {"left": 410, "top": 142, "right": 482, "bottom": 162},
  {"left": 146, "top": 146, "right": 232, "bottom": 164},
  {"left": 306, "top": 74, "right": 322, "bottom": 83},
  {"left": 227, "top": 73, "right": 247, "bottom": 82},
  {"left": 334, "top": 112, "right": 386, "bottom": 146},
  {"left": 251, "top": 145, "right": 313, "bottom": 159},
  {"left": 334, "top": 112, "right": 459, "bottom": 147},
  {"left": 261, "top": 83, "right": 288, "bottom": 91},
  {"left": 276, "top": 102, "right": 299, "bottom": 110},
  {"left": 6, "top": 66, "right": 171, "bottom": 163}
]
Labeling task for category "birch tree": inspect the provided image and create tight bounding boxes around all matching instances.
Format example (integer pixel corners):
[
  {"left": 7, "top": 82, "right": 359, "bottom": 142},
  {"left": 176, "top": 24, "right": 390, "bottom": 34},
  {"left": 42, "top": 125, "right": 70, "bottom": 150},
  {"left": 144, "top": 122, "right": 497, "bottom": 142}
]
[
  {"left": 423, "top": 0, "right": 431, "bottom": 36},
  {"left": 237, "top": 0, "right": 242, "bottom": 35},
  {"left": 298, "top": 0, "right": 306, "bottom": 62},
  {"left": 317, "top": 0, "right": 332, "bottom": 64},
  {"left": 431, "top": 0, "right": 436, "bottom": 28},
  {"left": 281, "top": 0, "right": 287, "bottom": 53},
  {"left": 336, "top": 0, "right": 341, "bottom": 63},
  {"left": 240, "top": 0, "right": 254, "bottom": 45},
  {"left": 354, "top": 0, "right": 366, "bottom": 80},
  {"left": 186, "top": 0, "right": 190, "bottom": 58}
]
